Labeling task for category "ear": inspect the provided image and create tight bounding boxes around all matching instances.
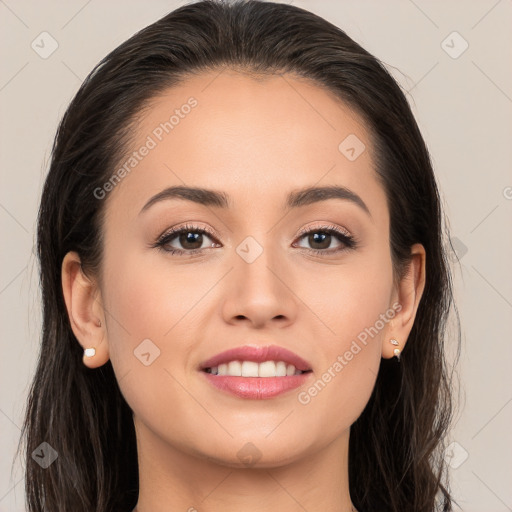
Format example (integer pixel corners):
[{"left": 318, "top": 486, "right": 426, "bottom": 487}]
[
  {"left": 61, "top": 251, "right": 110, "bottom": 368},
  {"left": 382, "top": 243, "right": 426, "bottom": 359}
]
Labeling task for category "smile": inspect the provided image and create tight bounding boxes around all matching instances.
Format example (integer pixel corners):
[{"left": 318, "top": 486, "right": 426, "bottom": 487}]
[{"left": 203, "top": 360, "right": 311, "bottom": 377}]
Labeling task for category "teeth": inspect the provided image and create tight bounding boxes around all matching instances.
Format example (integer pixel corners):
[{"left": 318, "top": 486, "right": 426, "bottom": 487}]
[
  {"left": 228, "top": 360, "right": 242, "bottom": 376},
  {"left": 276, "top": 361, "right": 287, "bottom": 377},
  {"left": 207, "top": 360, "right": 306, "bottom": 377},
  {"left": 242, "top": 361, "right": 259, "bottom": 377},
  {"left": 258, "top": 361, "right": 276, "bottom": 377}
]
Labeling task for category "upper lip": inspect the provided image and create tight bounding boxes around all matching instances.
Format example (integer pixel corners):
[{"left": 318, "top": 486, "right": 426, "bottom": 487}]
[{"left": 199, "top": 344, "right": 312, "bottom": 372}]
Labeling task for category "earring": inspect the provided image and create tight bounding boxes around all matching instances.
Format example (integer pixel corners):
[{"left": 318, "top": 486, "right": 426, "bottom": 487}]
[
  {"left": 389, "top": 338, "right": 401, "bottom": 361},
  {"left": 84, "top": 347, "right": 96, "bottom": 358},
  {"left": 97, "top": 320, "right": 102, "bottom": 327}
]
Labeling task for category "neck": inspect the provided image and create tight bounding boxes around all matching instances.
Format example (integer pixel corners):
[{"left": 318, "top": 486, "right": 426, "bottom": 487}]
[{"left": 132, "top": 417, "right": 356, "bottom": 512}]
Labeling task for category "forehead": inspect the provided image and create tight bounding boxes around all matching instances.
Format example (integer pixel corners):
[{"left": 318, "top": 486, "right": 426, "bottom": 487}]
[{"left": 105, "top": 69, "right": 386, "bottom": 221}]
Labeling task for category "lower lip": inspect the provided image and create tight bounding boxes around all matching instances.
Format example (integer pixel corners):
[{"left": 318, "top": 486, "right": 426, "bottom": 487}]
[{"left": 201, "top": 371, "right": 312, "bottom": 399}]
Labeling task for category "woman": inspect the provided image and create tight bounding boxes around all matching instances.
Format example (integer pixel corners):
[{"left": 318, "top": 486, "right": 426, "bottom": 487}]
[{"left": 18, "top": 0, "right": 459, "bottom": 510}]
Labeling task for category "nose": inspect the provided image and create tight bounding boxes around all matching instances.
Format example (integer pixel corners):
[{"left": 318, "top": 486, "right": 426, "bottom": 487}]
[{"left": 221, "top": 246, "right": 298, "bottom": 329}]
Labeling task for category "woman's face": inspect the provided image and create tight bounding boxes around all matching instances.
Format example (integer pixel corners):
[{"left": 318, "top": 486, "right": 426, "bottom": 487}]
[{"left": 90, "top": 70, "right": 415, "bottom": 466}]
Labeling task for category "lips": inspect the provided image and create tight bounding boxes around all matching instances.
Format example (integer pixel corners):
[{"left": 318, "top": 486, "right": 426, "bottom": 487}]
[{"left": 199, "top": 344, "right": 312, "bottom": 373}]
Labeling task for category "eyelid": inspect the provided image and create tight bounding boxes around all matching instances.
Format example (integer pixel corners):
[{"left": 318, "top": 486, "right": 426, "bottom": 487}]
[
  {"left": 156, "top": 222, "right": 218, "bottom": 243},
  {"left": 156, "top": 222, "right": 351, "bottom": 244},
  {"left": 152, "top": 221, "right": 357, "bottom": 255},
  {"left": 295, "top": 222, "right": 353, "bottom": 239}
]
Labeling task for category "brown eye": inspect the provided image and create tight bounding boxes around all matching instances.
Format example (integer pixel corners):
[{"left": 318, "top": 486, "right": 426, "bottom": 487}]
[
  {"left": 176, "top": 231, "right": 205, "bottom": 250},
  {"left": 154, "top": 224, "right": 219, "bottom": 255},
  {"left": 305, "top": 232, "right": 333, "bottom": 250},
  {"left": 293, "top": 225, "right": 357, "bottom": 254}
]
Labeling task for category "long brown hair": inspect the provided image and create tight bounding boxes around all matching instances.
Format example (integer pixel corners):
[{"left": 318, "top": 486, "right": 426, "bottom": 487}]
[{"left": 17, "top": 1, "right": 460, "bottom": 510}]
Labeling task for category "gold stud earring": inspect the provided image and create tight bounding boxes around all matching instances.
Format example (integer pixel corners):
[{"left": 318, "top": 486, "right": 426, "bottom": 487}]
[{"left": 389, "top": 338, "right": 401, "bottom": 361}]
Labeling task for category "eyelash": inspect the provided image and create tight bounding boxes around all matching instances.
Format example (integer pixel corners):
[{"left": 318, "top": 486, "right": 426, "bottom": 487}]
[{"left": 151, "top": 222, "right": 358, "bottom": 257}]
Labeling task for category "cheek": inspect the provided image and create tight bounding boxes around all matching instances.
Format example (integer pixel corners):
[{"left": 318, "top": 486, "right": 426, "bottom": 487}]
[
  {"left": 99, "top": 246, "right": 172, "bottom": 376},
  {"left": 101, "top": 226, "right": 394, "bottom": 442},
  {"left": 100, "top": 245, "right": 220, "bottom": 387},
  {"left": 293, "top": 251, "right": 394, "bottom": 424},
  {"left": 100, "top": 249, "right": 203, "bottom": 432},
  {"left": 304, "top": 250, "right": 394, "bottom": 348},
  {"left": 102, "top": 247, "right": 203, "bottom": 343}
]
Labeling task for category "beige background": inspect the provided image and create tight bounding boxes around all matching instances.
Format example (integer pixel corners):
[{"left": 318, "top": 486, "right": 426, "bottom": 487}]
[{"left": 1, "top": 1, "right": 511, "bottom": 510}]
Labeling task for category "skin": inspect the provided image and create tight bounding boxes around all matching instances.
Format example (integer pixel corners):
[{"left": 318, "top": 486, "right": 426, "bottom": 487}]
[{"left": 61, "top": 69, "right": 426, "bottom": 512}]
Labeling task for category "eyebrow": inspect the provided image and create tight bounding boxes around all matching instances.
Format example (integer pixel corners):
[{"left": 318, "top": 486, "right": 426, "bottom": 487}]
[{"left": 139, "top": 184, "right": 372, "bottom": 218}]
